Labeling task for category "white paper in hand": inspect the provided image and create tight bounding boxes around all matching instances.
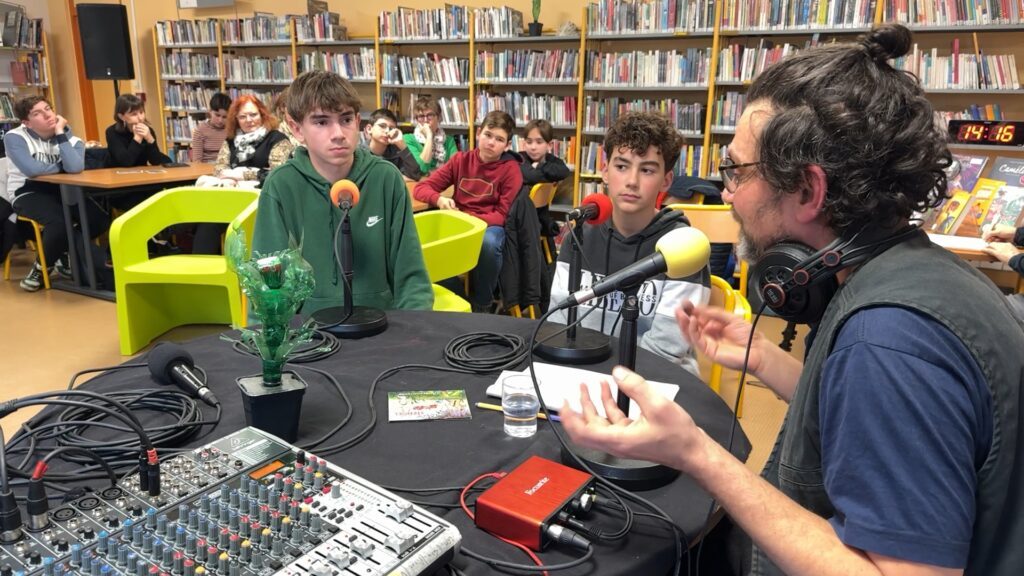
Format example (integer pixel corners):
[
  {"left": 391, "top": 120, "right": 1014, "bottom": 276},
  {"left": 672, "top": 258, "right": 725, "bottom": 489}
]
[{"left": 486, "top": 362, "right": 680, "bottom": 420}]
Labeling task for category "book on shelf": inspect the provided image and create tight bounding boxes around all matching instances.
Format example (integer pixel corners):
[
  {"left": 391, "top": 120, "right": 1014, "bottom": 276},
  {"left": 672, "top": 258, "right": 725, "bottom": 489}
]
[
  {"left": 955, "top": 178, "right": 1004, "bottom": 237},
  {"left": 711, "top": 91, "right": 746, "bottom": 129},
  {"left": 720, "top": 0, "right": 876, "bottom": 31},
  {"left": 930, "top": 189, "right": 973, "bottom": 235},
  {"left": 222, "top": 14, "right": 293, "bottom": 44},
  {"left": 296, "top": 11, "right": 348, "bottom": 41},
  {"left": 474, "top": 6, "right": 524, "bottom": 39},
  {"left": 988, "top": 156, "right": 1024, "bottom": 187},
  {"left": 378, "top": 5, "right": 469, "bottom": 41},
  {"left": 382, "top": 52, "right": 469, "bottom": 85},
  {"left": 156, "top": 19, "right": 219, "bottom": 46},
  {"left": 476, "top": 91, "right": 578, "bottom": 127},
  {"left": 884, "top": 0, "right": 1024, "bottom": 26},
  {"left": 936, "top": 104, "right": 1004, "bottom": 124},
  {"left": 299, "top": 48, "right": 376, "bottom": 80},
  {"left": 980, "top": 184, "right": 1024, "bottom": 233},
  {"left": 891, "top": 44, "right": 1020, "bottom": 91},
  {"left": 475, "top": 49, "right": 579, "bottom": 83},
  {"left": 585, "top": 48, "right": 710, "bottom": 87},
  {"left": 586, "top": 0, "right": 716, "bottom": 35},
  {"left": 950, "top": 154, "right": 990, "bottom": 195},
  {"left": 223, "top": 55, "right": 294, "bottom": 84},
  {"left": 226, "top": 88, "right": 281, "bottom": 109},
  {"left": 584, "top": 96, "right": 703, "bottom": 134}
]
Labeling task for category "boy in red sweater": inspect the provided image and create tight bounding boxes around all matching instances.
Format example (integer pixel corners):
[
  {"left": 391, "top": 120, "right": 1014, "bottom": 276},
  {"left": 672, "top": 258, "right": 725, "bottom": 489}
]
[{"left": 414, "top": 111, "right": 523, "bottom": 311}]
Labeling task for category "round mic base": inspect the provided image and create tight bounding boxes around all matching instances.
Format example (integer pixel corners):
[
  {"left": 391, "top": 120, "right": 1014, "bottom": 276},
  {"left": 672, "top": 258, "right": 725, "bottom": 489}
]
[
  {"left": 312, "top": 306, "right": 388, "bottom": 339},
  {"left": 561, "top": 442, "right": 680, "bottom": 492},
  {"left": 533, "top": 324, "right": 612, "bottom": 365}
]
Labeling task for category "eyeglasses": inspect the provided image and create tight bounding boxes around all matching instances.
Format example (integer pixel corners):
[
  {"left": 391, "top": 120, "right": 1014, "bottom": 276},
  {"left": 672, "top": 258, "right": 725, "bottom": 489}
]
[
  {"left": 414, "top": 113, "right": 437, "bottom": 121},
  {"left": 237, "top": 112, "right": 262, "bottom": 121},
  {"left": 719, "top": 154, "right": 763, "bottom": 192}
]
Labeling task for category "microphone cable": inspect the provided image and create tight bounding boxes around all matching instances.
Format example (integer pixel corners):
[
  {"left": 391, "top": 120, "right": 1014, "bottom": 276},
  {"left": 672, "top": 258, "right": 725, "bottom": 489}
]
[{"left": 310, "top": 206, "right": 356, "bottom": 332}]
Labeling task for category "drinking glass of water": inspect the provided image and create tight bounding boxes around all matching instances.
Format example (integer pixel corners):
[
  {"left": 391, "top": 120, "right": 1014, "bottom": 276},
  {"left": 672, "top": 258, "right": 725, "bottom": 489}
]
[{"left": 502, "top": 374, "right": 540, "bottom": 438}]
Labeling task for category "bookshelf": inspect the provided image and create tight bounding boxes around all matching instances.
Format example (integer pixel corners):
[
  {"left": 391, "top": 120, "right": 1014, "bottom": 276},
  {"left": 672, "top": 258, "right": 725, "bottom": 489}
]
[
  {"left": 146, "top": 2, "right": 1024, "bottom": 204},
  {"left": 0, "top": 5, "right": 53, "bottom": 126}
]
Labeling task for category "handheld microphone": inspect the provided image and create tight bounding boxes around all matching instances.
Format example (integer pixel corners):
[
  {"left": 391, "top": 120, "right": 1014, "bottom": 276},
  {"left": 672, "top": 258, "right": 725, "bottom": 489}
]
[
  {"left": 147, "top": 343, "right": 220, "bottom": 406},
  {"left": 566, "top": 194, "right": 612, "bottom": 224},
  {"left": 330, "top": 179, "right": 360, "bottom": 210},
  {"left": 556, "top": 226, "right": 710, "bottom": 310}
]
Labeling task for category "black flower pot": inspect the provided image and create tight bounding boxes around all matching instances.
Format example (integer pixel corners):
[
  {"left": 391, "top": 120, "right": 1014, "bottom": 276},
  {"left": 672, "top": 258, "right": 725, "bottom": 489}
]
[{"left": 528, "top": 22, "right": 543, "bottom": 36}]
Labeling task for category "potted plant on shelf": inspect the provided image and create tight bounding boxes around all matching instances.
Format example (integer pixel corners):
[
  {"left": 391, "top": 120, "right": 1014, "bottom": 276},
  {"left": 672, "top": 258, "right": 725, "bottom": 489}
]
[{"left": 528, "top": 0, "right": 543, "bottom": 36}]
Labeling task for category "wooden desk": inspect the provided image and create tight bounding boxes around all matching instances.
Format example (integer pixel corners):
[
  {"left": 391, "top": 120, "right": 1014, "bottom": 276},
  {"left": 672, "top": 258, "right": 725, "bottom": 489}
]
[
  {"left": 34, "top": 163, "right": 215, "bottom": 300},
  {"left": 929, "top": 234, "right": 1024, "bottom": 292}
]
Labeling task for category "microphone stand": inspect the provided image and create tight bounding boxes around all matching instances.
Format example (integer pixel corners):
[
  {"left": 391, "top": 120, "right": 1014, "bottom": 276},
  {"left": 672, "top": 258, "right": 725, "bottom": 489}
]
[
  {"left": 534, "top": 220, "right": 612, "bottom": 364},
  {"left": 562, "top": 286, "right": 680, "bottom": 490},
  {"left": 311, "top": 205, "right": 388, "bottom": 338}
]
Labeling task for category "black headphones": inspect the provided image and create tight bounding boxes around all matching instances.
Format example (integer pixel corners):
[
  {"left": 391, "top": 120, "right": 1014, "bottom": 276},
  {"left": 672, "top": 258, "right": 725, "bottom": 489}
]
[{"left": 751, "top": 225, "right": 921, "bottom": 324}]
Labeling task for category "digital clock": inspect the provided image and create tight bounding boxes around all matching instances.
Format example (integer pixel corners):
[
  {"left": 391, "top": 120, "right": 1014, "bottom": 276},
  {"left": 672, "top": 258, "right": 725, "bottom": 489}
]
[{"left": 948, "top": 120, "right": 1024, "bottom": 147}]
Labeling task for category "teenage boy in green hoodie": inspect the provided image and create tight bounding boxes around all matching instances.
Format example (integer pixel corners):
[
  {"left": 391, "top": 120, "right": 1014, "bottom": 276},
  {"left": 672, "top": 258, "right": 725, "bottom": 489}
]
[{"left": 253, "top": 70, "right": 433, "bottom": 315}]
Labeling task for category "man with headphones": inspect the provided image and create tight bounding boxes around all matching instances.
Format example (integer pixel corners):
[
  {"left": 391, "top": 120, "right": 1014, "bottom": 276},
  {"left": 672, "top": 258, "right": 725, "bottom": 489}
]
[{"left": 561, "top": 24, "right": 1024, "bottom": 576}]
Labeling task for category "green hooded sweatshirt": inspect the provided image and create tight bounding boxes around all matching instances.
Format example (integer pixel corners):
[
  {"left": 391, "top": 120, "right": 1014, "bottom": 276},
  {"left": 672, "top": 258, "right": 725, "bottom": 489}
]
[{"left": 253, "top": 147, "right": 433, "bottom": 315}]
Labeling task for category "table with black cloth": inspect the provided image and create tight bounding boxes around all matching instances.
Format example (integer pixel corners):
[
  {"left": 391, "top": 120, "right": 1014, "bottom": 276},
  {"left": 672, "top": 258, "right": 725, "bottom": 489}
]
[{"left": 41, "top": 310, "right": 751, "bottom": 575}]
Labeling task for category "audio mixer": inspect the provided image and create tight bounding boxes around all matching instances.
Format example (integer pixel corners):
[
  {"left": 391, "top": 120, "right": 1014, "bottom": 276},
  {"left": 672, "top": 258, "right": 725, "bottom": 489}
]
[{"left": 0, "top": 428, "right": 461, "bottom": 575}]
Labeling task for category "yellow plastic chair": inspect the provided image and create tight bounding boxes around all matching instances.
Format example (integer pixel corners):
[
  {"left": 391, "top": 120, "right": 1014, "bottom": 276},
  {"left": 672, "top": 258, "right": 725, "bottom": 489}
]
[
  {"left": 529, "top": 182, "right": 557, "bottom": 265},
  {"left": 709, "top": 275, "right": 751, "bottom": 417},
  {"left": 414, "top": 210, "right": 487, "bottom": 313},
  {"left": 3, "top": 216, "right": 51, "bottom": 290},
  {"left": 667, "top": 203, "right": 749, "bottom": 298},
  {"left": 110, "top": 187, "right": 259, "bottom": 355}
]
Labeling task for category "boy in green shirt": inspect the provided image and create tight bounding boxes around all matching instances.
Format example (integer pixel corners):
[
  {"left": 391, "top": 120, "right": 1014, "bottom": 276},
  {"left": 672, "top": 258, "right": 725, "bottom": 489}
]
[
  {"left": 402, "top": 96, "right": 459, "bottom": 175},
  {"left": 253, "top": 70, "right": 433, "bottom": 315}
]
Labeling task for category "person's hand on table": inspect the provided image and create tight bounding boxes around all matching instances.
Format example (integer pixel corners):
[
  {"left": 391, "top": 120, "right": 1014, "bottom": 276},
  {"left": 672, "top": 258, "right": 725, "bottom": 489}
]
[
  {"left": 560, "top": 366, "right": 705, "bottom": 473},
  {"left": 437, "top": 197, "right": 459, "bottom": 211},
  {"left": 982, "top": 224, "right": 1017, "bottom": 243},
  {"left": 983, "top": 241, "right": 1019, "bottom": 264}
]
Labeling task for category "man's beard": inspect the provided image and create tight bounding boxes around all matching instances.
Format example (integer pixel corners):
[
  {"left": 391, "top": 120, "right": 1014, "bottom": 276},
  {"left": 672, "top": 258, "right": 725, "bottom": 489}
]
[{"left": 734, "top": 209, "right": 785, "bottom": 264}]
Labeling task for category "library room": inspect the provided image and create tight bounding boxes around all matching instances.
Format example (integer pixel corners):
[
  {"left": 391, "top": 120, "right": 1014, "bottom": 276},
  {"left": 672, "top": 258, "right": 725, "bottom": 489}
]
[{"left": 2, "top": 1, "right": 1023, "bottom": 575}]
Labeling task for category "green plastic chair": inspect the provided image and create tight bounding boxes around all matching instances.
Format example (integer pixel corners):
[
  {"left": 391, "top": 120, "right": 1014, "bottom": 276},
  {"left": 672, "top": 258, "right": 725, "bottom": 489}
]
[
  {"left": 414, "top": 210, "right": 487, "bottom": 313},
  {"left": 110, "top": 187, "right": 260, "bottom": 355}
]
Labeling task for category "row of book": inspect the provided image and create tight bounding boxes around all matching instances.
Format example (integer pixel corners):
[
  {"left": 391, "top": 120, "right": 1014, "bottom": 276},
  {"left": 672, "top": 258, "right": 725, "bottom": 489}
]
[
  {"left": 165, "top": 117, "right": 200, "bottom": 142},
  {"left": 891, "top": 46, "right": 1020, "bottom": 90},
  {"left": 295, "top": 12, "right": 347, "bottom": 42},
  {"left": 476, "top": 92, "right": 578, "bottom": 127},
  {"left": 885, "top": 0, "right": 1024, "bottom": 25},
  {"left": 719, "top": 0, "right": 877, "bottom": 31},
  {"left": 711, "top": 91, "right": 747, "bottom": 128},
  {"left": 160, "top": 54, "right": 220, "bottom": 79},
  {"left": 156, "top": 19, "right": 218, "bottom": 46},
  {"left": 299, "top": 49, "right": 376, "bottom": 81},
  {"left": 585, "top": 0, "right": 717, "bottom": 34},
  {"left": 0, "top": 93, "right": 15, "bottom": 119},
  {"left": 935, "top": 104, "right": 1006, "bottom": 123},
  {"left": 10, "top": 55, "right": 48, "bottom": 86},
  {"left": 474, "top": 7, "right": 525, "bottom": 39},
  {"left": 393, "top": 92, "right": 471, "bottom": 127},
  {"left": 583, "top": 96, "right": 704, "bottom": 133},
  {"left": 378, "top": 6, "right": 470, "bottom": 41},
  {"left": 1, "top": 10, "right": 42, "bottom": 49},
  {"left": 221, "top": 14, "right": 292, "bottom": 44},
  {"left": 924, "top": 155, "right": 1024, "bottom": 237},
  {"left": 717, "top": 41, "right": 802, "bottom": 82},
  {"left": 223, "top": 56, "right": 294, "bottom": 84},
  {"left": 169, "top": 149, "right": 190, "bottom": 163},
  {"left": 381, "top": 53, "right": 470, "bottom": 86},
  {"left": 580, "top": 142, "right": 704, "bottom": 177},
  {"left": 475, "top": 49, "right": 579, "bottom": 83},
  {"left": 226, "top": 88, "right": 280, "bottom": 111},
  {"left": 162, "top": 85, "right": 219, "bottom": 112},
  {"left": 584, "top": 49, "right": 711, "bottom": 87}
]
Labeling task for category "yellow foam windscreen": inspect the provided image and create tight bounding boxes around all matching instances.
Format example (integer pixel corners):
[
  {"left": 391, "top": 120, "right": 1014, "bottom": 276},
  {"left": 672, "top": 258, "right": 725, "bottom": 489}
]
[{"left": 655, "top": 227, "right": 711, "bottom": 278}]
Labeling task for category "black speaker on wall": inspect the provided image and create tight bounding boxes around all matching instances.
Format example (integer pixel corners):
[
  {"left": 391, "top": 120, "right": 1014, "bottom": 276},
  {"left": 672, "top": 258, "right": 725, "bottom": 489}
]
[{"left": 78, "top": 3, "right": 135, "bottom": 80}]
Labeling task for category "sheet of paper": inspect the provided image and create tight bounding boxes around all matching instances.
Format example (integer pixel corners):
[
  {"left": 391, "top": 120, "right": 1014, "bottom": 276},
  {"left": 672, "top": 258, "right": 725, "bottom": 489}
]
[
  {"left": 485, "top": 363, "right": 680, "bottom": 420},
  {"left": 928, "top": 233, "right": 987, "bottom": 251}
]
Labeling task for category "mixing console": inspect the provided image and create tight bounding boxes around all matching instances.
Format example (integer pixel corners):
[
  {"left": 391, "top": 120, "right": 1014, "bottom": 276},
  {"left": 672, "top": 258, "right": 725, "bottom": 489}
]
[{"left": 0, "top": 428, "right": 461, "bottom": 576}]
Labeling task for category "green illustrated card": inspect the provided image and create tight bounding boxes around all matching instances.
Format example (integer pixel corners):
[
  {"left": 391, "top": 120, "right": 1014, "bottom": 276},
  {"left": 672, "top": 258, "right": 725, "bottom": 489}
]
[{"left": 387, "top": 390, "right": 473, "bottom": 422}]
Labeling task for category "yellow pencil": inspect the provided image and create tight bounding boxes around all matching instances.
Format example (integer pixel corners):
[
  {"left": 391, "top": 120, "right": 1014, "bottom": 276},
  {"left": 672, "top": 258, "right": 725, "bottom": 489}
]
[{"left": 475, "top": 402, "right": 559, "bottom": 421}]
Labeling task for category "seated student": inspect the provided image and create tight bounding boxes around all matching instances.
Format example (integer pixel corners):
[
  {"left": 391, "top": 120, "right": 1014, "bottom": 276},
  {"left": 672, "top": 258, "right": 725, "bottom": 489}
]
[
  {"left": 983, "top": 224, "right": 1024, "bottom": 322},
  {"left": 3, "top": 96, "right": 109, "bottom": 292},
  {"left": 253, "top": 70, "right": 432, "bottom": 314},
  {"left": 190, "top": 92, "right": 230, "bottom": 163},
  {"left": 403, "top": 96, "right": 458, "bottom": 176},
  {"left": 272, "top": 88, "right": 300, "bottom": 148},
  {"left": 194, "top": 95, "right": 294, "bottom": 254},
  {"left": 363, "top": 108, "right": 422, "bottom": 181},
  {"left": 105, "top": 94, "right": 172, "bottom": 168},
  {"left": 547, "top": 112, "right": 710, "bottom": 375},
  {"left": 519, "top": 119, "right": 571, "bottom": 192},
  {"left": 414, "top": 111, "right": 523, "bottom": 312}
]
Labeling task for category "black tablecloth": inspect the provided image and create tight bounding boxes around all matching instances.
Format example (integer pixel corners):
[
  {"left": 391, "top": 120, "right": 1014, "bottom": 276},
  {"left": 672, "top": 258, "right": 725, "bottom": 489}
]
[{"left": 38, "top": 310, "right": 751, "bottom": 575}]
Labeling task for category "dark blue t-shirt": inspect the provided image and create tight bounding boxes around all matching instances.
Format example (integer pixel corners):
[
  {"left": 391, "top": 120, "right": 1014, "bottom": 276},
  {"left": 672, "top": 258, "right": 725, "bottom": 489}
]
[{"left": 819, "top": 306, "right": 992, "bottom": 568}]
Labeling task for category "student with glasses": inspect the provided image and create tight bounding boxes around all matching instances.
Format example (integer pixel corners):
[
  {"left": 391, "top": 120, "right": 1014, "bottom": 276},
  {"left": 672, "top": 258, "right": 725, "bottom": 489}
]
[
  {"left": 402, "top": 96, "right": 458, "bottom": 176},
  {"left": 563, "top": 24, "right": 1024, "bottom": 575}
]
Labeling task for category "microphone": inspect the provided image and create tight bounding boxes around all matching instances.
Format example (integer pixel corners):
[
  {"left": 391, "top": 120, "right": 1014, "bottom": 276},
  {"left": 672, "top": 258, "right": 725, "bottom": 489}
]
[
  {"left": 330, "top": 179, "right": 360, "bottom": 210},
  {"left": 556, "top": 226, "right": 710, "bottom": 310},
  {"left": 147, "top": 342, "right": 220, "bottom": 406},
  {"left": 566, "top": 194, "right": 612, "bottom": 224}
]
